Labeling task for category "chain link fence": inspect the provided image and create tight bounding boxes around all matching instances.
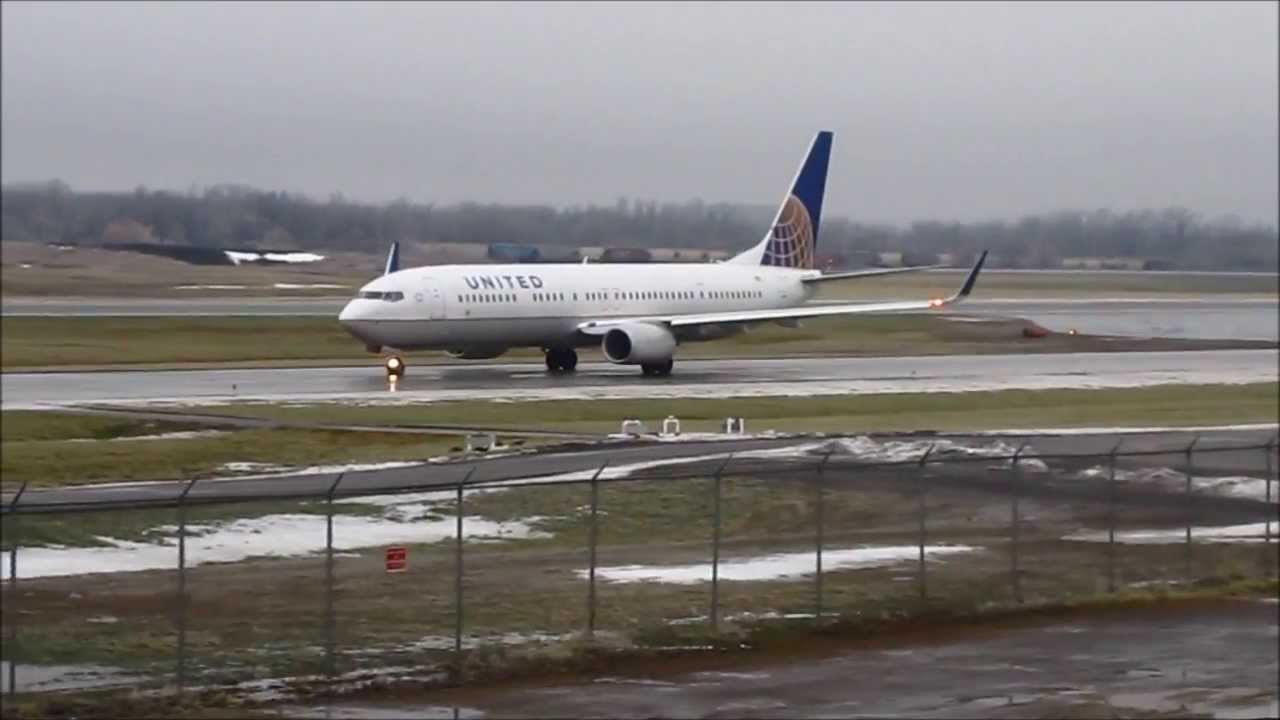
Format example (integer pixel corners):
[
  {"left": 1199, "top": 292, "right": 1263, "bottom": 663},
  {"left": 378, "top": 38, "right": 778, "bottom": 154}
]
[{"left": 2, "top": 434, "right": 1277, "bottom": 705}]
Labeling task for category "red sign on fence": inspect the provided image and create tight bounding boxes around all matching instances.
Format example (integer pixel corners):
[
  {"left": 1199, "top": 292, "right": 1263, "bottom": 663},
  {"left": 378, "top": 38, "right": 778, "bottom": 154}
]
[{"left": 385, "top": 546, "right": 407, "bottom": 573}]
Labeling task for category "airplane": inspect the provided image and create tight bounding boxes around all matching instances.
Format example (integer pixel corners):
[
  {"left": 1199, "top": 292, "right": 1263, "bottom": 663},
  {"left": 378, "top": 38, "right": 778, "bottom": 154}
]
[{"left": 339, "top": 130, "right": 988, "bottom": 377}]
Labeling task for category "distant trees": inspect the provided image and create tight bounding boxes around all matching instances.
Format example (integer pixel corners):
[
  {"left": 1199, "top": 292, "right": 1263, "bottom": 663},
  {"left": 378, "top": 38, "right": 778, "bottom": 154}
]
[{"left": 0, "top": 179, "right": 1275, "bottom": 271}]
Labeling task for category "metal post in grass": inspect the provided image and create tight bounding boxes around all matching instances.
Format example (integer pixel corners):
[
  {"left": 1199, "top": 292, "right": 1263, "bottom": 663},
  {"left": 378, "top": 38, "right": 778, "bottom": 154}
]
[
  {"left": 323, "top": 473, "right": 345, "bottom": 706},
  {"left": 453, "top": 474, "right": 468, "bottom": 683},
  {"left": 1266, "top": 436, "right": 1276, "bottom": 577},
  {"left": 587, "top": 461, "right": 608, "bottom": 639},
  {"left": 710, "top": 454, "right": 734, "bottom": 636},
  {"left": 1010, "top": 442, "right": 1028, "bottom": 605},
  {"left": 5, "top": 479, "right": 30, "bottom": 700},
  {"left": 814, "top": 451, "right": 833, "bottom": 625},
  {"left": 916, "top": 445, "right": 935, "bottom": 602},
  {"left": 1107, "top": 441, "right": 1123, "bottom": 593},
  {"left": 1184, "top": 436, "right": 1199, "bottom": 584},
  {"left": 175, "top": 477, "right": 199, "bottom": 696}
]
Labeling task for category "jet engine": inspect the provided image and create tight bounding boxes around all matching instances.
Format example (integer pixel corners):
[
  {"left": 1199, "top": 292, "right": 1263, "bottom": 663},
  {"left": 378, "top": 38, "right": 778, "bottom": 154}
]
[
  {"left": 601, "top": 323, "right": 676, "bottom": 365},
  {"left": 446, "top": 347, "right": 509, "bottom": 360}
]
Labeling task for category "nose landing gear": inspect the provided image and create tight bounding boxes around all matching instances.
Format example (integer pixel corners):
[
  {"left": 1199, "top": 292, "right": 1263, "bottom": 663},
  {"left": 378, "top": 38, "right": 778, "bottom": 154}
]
[
  {"left": 544, "top": 347, "right": 578, "bottom": 373},
  {"left": 385, "top": 355, "right": 406, "bottom": 390}
]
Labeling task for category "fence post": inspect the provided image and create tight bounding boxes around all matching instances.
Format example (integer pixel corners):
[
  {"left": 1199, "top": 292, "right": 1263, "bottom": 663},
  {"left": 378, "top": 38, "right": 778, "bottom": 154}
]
[
  {"left": 814, "top": 451, "right": 833, "bottom": 625},
  {"left": 1266, "top": 436, "right": 1276, "bottom": 578},
  {"left": 1184, "top": 435, "right": 1199, "bottom": 584},
  {"left": 1010, "top": 442, "right": 1027, "bottom": 605},
  {"left": 323, "top": 472, "right": 345, "bottom": 705},
  {"left": 710, "top": 454, "right": 733, "bottom": 636},
  {"left": 916, "top": 445, "right": 935, "bottom": 602},
  {"left": 587, "top": 461, "right": 608, "bottom": 639},
  {"left": 5, "top": 479, "right": 30, "bottom": 699},
  {"left": 175, "top": 477, "right": 199, "bottom": 696},
  {"left": 1106, "top": 441, "right": 1123, "bottom": 593},
  {"left": 453, "top": 468, "right": 474, "bottom": 684}
]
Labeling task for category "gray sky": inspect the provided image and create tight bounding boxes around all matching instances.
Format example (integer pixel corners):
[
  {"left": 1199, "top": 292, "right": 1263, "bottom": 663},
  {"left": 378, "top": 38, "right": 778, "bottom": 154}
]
[{"left": 2, "top": 1, "right": 1276, "bottom": 225}]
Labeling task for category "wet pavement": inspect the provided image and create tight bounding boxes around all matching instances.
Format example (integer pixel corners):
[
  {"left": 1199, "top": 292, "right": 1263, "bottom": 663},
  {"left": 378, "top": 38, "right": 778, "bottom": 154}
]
[
  {"left": 303, "top": 600, "right": 1278, "bottom": 719},
  {"left": 4, "top": 349, "right": 1276, "bottom": 411}
]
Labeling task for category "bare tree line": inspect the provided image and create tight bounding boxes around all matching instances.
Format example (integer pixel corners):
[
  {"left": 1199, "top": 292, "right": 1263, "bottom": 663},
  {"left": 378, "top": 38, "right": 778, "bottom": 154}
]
[{"left": 2, "top": 180, "right": 1275, "bottom": 270}]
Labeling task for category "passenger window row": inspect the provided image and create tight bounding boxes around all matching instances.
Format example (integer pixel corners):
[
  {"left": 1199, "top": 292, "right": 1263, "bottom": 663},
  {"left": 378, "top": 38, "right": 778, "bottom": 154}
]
[{"left": 454, "top": 289, "right": 764, "bottom": 304}]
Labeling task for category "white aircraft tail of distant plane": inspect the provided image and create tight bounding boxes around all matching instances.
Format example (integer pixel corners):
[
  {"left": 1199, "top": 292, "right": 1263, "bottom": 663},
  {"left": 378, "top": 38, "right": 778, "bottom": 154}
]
[{"left": 339, "top": 131, "right": 988, "bottom": 376}]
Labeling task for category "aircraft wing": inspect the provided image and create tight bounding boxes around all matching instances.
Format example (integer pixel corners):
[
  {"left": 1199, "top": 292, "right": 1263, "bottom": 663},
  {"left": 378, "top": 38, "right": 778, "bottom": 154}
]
[
  {"left": 800, "top": 264, "right": 947, "bottom": 283},
  {"left": 578, "top": 251, "right": 988, "bottom": 335}
]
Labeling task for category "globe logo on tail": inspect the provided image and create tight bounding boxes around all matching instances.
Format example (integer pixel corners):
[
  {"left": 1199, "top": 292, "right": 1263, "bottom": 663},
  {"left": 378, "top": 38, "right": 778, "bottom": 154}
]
[{"left": 761, "top": 195, "right": 815, "bottom": 269}]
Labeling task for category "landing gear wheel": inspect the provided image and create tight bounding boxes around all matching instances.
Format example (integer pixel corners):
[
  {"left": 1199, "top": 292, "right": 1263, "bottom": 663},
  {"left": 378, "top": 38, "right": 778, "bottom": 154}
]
[
  {"left": 640, "top": 359, "right": 674, "bottom": 377},
  {"left": 544, "top": 348, "right": 578, "bottom": 374}
]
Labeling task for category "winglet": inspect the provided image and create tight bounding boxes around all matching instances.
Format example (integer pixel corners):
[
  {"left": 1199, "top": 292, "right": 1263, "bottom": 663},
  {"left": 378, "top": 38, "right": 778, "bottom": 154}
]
[
  {"left": 947, "top": 250, "right": 988, "bottom": 303},
  {"left": 383, "top": 241, "right": 400, "bottom": 275}
]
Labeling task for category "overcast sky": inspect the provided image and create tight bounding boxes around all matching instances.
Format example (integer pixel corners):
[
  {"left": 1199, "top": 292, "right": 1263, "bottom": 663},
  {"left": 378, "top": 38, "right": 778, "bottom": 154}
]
[{"left": 2, "top": 1, "right": 1276, "bottom": 225}]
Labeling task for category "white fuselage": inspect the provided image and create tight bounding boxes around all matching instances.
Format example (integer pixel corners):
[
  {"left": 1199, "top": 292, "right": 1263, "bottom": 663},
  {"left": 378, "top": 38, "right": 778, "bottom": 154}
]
[{"left": 338, "top": 262, "right": 820, "bottom": 353}]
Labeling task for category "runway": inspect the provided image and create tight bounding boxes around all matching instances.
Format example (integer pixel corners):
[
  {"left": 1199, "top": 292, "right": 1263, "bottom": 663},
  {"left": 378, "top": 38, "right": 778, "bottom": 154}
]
[
  {"left": 3, "top": 297, "right": 1276, "bottom": 341},
  {"left": 3, "top": 350, "right": 1276, "bottom": 410}
]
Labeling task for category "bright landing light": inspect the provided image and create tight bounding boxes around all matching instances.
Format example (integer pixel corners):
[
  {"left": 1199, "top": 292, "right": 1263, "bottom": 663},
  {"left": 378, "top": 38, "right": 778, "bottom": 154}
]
[{"left": 928, "top": 298, "right": 944, "bottom": 308}]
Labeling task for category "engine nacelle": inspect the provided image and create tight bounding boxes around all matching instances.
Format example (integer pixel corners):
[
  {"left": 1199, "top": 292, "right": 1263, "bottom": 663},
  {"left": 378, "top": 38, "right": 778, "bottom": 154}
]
[
  {"left": 446, "top": 347, "right": 509, "bottom": 360},
  {"left": 602, "top": 323, "right": 676, "bottom": 365}
]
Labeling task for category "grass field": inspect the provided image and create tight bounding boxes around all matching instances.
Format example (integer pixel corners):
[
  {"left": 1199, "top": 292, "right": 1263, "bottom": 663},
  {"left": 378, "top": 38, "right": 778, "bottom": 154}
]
[
  {"left": 4, "top": 382, "right": 1274, "bottom": 490},
  {"left": 211, "top": 382, "right": 1280, "bottom": 435},
  {"left": 2, "top": 461, "right": 1274, "bottom": 704},
  {"left": 2, "top": 312, "right": 1265, "bottom": 369},
  {"left": 0, "top": 424, "right": 462, "bottom": 489}
]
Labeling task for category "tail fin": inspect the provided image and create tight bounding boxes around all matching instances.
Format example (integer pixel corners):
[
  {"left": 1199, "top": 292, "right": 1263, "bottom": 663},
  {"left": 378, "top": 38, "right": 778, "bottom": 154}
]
[
  {"left": 729, "top": 130, "right": 833, "bottom": 268},
  {"left": 383, "top": 241, "right": 400, "bottom": 275}
]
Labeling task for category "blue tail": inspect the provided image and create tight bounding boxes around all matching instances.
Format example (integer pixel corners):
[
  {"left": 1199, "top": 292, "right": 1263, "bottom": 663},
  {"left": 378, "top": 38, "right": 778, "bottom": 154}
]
[
  {"left": 383, "top": 241, "right": 400, "bottom": 275},
  {"left": 731, "top": 131, "right": 833, "bottom": 269}
]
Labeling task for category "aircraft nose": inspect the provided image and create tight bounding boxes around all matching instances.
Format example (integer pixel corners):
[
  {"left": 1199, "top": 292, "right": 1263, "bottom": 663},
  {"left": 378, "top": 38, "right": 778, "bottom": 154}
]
[{"left": 338, "top": 300, "right": 359, "bottom": 324}]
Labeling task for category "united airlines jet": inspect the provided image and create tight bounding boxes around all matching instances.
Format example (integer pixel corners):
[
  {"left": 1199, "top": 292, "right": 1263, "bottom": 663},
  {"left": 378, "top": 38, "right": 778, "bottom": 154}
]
[{"left": 339, "top": 131, "right": 988, "bottom": 376}]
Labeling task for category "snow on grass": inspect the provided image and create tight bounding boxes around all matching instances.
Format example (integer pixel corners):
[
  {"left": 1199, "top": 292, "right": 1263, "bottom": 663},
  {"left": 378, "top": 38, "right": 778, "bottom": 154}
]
[
  {"left": 1075, "top": 466, "right": 1277, "bottom": 503},
  {"left": 579, "top": 545, "right": 977, "bottom": 585},
  {"left": 216, "top": 459, "right": 424, "bottom": 479},
  {"left": 1065, "top": 522, "right": 1273, "bottom": 545},
  {"left": 272, "top": 283, "right": 348, "bottom": 289},
  {"left": 64, "top": 430, "right": 230, "bottom": 443},
  {"left": 2, "top": 512, "right": 546, "bottom": 581}
]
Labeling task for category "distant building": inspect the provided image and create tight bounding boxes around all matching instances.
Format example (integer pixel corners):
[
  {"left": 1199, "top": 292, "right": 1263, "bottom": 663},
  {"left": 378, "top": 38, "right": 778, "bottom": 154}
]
[{"left": 1061, "top": 256, "right": 1147, "bottom": 270}]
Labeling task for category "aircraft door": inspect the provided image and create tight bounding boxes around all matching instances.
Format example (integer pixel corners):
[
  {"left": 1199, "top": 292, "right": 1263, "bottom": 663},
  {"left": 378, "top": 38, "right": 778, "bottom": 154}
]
[{"left": 420, "top": 278, "right": 446, "bottom": 320}]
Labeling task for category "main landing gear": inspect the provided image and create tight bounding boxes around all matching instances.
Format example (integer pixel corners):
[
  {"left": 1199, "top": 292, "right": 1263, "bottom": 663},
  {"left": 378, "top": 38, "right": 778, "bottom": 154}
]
[
  {"left": 545, "top": 347, "right": 579, "bottom": 373},
  {"left": 640, "top": 359, "right": 674, "bottom": 377}
]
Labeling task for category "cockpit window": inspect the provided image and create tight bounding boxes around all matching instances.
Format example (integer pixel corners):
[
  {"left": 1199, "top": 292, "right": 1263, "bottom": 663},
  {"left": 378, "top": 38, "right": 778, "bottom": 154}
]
[{"left": 357, "top": 291, "right": 404, "bottom": 302}]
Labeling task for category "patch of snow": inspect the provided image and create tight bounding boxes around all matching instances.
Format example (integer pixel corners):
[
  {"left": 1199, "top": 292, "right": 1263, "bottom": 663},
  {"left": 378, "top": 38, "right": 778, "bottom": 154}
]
[
  {"left": 579, "top": 545, "right": 977, "bottom": 585},
  {"left": 66, "top": 430, "right": 229, "bottom": 443},
  {"left": 273, "top": 283, "right": 347, "bottom": 289},
  {"left": 1075, "top": 466, "right": 1276, "bottom": 503},
  {"left": 216, "top": 460, "right": 423, "bottom": 479},
  {"left": 2, "top": 512, "right": 546, "bottom": 581},
  {"left": 18, "top": 263, "right": 33, "bottom": 269},
  {"left": 1065, "top": 522, "right": 1273, "bottom": 545},
  {"left": 173, "top": 284, "right": 248, "bottom": 290}
]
